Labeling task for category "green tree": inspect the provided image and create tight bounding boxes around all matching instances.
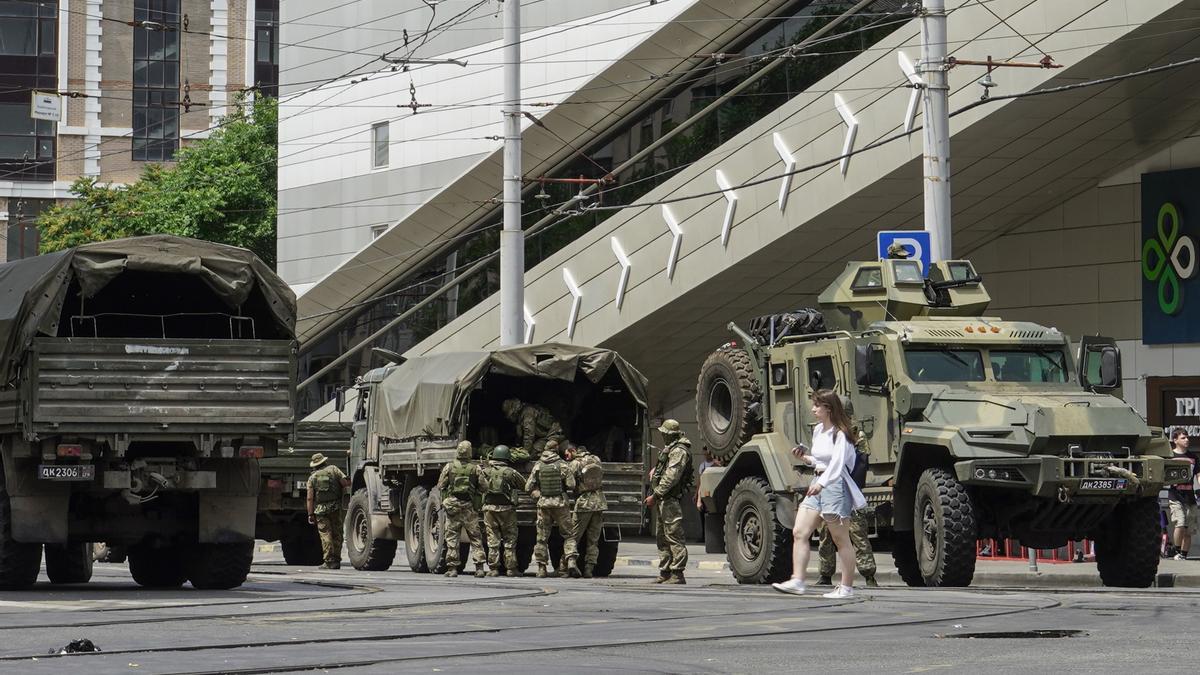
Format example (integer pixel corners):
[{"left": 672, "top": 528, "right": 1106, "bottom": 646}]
[{"left": 37, "top": 95, "right": 278, "bottom": 266}]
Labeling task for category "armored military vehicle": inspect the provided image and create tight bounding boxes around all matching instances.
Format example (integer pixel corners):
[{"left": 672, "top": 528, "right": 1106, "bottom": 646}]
[
  {"left": 341, "top": 343, "right": 649, "bottom": 576},
  {"left": 0, "top": 236, "right": 296, "bottom": 590},
  {"left": 696, "top": 258, "right": 1190, "bottom": 588},
  {"left": 256, "top": 420, "right": 352, "bottom": 565}
]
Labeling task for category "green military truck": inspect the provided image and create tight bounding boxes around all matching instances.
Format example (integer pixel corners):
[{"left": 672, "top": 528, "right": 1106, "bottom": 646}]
[
  {"left": 341, "top": 344, "right": 650, "bottom": 575},
  {"left": 0, "top": 236, "right": 296, "bottom": 590},
  {"left": 256, "top": 420, "right": 352, "bottom": 565},
  {"left": 696, "top": 258, "right": 1190, "bottom": 588}
]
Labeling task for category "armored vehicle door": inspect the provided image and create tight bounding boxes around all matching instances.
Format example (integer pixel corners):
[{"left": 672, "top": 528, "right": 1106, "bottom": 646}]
[
  {"left": 1078, "top": 336, "right": 1122, "bottom": 398},
  {"left": 794, "top": 341, "right": 844, "bottom": 445},
  {"left": 850, "top": 336, "right": 895, "bottom": 464}
]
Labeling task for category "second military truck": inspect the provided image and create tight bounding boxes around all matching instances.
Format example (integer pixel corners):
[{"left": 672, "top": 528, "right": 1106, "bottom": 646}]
[
  {"left": 696, "top": 258, "right": 1189, "bottom": 588},
  {"left": 341, "top": 343, "right": 650, "bottom": 575}
]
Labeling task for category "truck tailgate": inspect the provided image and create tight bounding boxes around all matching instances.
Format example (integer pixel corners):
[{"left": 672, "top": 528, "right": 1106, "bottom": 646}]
[{"left": 29, "top": 337, "right": 294, "bottom": 434}]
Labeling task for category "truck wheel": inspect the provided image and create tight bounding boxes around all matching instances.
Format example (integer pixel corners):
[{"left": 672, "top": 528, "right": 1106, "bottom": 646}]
[
  {"left": 696, "top": 347, "right": 761, "bottom": 462},
  {"left": 346, "top": 488, "right": 397, "bottom": 571},
  {"left": 891, "top": 532, "right": 925, "bottom": 587},
  {"left": 187, "top": 542, "right": 254, "bottom": 590},
  {"left": 592, "top": 537, "right": 618, "bottom": 577},
  {"left": 93, "top": 542, "right": 127, "bottom": 563},
  {"left": 129, "top": 545, "right": 187, "bottom": 588},
  {"left": 423, "top": 487, "right": 449, "bottom": 573},
  {"left": 281, "top": 527, "right": 323, "bottom": 566},
  {"left": 913, "top": 468, "right": 977, "bottom": 587},
  {"left": 0, "top": 474, "right": 41, "bottom": 590},
  {"left": 404, "top": 486, "right": 430, "bottom": 573},
  {"left": 1095, "top": 497, "right": 1160, "bottom": 588},
  {"left": 723, "top": 477, "right": 791, "bottom": 584},
  {"left": 515, "top": 525, "right": 535, "bottom": 575},
  {"left": 45, "top": 543, "right": 94, "bottom": 584}
]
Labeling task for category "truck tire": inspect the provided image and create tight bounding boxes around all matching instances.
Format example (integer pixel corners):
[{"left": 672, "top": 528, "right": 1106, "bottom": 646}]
[
  {"left": 515, "top": 525, "right": 536, "bottom": 574},
  {"left": 45, "top": 543, "right": 94, "bottom": 584},
  {"left": 346, "top": 488, "right": 397, "bottom": 571},
  {"left": 0, "top": 472, "right": 41, "bottom": 590},
  {"left": 723, "top": 477, "right": 791, "bottom": 584},
  {"left": 696, "top": 347, "right": 761, "bottom": 462},
  {"left": 404, "top": 486, "right": 430, "bottom": 573},
  {"left": 187, "top": 542, "right": 254, "bottom": 590},
  {"left": 913, "top": 468, "right": 977, "bottom": 587},
  {"left": 129, "top": 545, "right": 187, "bottom": 588},
  {"left": 1094, "top": 497, "right": 1159, "bottom": 588},
  {"left": 423, "top": 487, "right": 450, "bottom": 573},
  {"left": 281, "top": 527, "right": 323, "bottom": 566},
  {"left": 891, "top": 532, "right": 925, "bottom": 587},
  {"left": 93, "top": 542, "right": 127, "bottom": 563},
  {"left": 592, "top": 537, "right": 618, "bottom": 577}
]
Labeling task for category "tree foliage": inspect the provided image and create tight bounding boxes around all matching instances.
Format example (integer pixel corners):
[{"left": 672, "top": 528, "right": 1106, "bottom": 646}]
[{"left": 37, "top": 95, "right": 278, "bottom": 266}]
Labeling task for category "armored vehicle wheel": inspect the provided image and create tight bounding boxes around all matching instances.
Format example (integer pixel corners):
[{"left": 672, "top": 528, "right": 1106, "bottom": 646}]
[
  {"left": 515, "top": 525, "right": 536, "bottom": 574},
  {"left": 1094, "top": 497, "right": 1159, "bottom": 588},
  {"left": 891, "top": 532, "right": 925, "bottom": 587},
  {"left": 128, "top": 545, "right": 187, "bottom": 588},
  {"left": 913, "top": 468, "right": 977, "bottom": 587},
  {"left": 93, "top": 542, "right": 127, "bottom": 563},
  {"left": 45, "top": 543, "right": 94, "bottom": 584},
  {"left": 188, "top": 542, "right": 254, "bottom": 590},
  {"left": 724, "top": 477, "right": 791, "bottom": 584},
  {"left": 0, "top": 469, "right": 41, "bottom": 590},
  {"left": 696, "top": 347, "right": 762, "bottom": 462},
  {"left": 346, "top": 488, "right": 397, "bottom": 571},
  {"left": 404, "top": 486, "right": 430, "bottom": 573},
  {"left": 281, "top": 526, "right": 323, "bottom": 566}
]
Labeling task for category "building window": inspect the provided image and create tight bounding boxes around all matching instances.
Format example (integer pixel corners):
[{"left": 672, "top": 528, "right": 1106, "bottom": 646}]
[
  {"left": 372, "top": 122, "right": 389, "bottom": 168},
  {"left": 370, "top": 224, "right": 388, "bottom": 239},
  {"left": 0, "top": 0, "right": 57, "bottom": 182},
  {"left": 132, "top": 0, "right": 180, "bottom": 162},
  {"left": 254, "top": 0, "right": 278, "bottom": 97}
]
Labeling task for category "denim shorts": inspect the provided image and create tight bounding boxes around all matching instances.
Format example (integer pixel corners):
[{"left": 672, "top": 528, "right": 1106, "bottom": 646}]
[{"left": 801, "top": 475, "right": 852, "bottom": 521}]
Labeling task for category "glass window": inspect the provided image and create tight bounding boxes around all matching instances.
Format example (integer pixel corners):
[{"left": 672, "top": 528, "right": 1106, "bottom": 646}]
[
  {"left": 132, "top": 0, "right": 180, "bottom": 162},
  {"left": 989, "top": 349, "right": 1068, "bottom": 383},
  {"left": 893, "top": 259, "right": 923, "bottom": 283},
  {"left": 948, "top": 261, "right": 976, "bottom": 281},
  {"left": 852, "top": 266, "right": 883, "bottom": 290},
  {"left": 904, "top": 348, "right": 985, "bottom": 382},
  {"left": 806, "top": 355, "right": 837, "bottom": 391},
  {"left": 372, "top": 122, "right": 389, "bottom": 168},
  {"left": 0, "top": 16, "right": 35, "bottom": 55}
]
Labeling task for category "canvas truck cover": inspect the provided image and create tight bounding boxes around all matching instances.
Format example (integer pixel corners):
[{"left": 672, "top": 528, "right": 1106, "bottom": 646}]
[
  {"left": 373, "top": 343, "right": 648, "bottom": 440},
  {"left": 0, "top": 234, "right": 295, "bottom": 382}
]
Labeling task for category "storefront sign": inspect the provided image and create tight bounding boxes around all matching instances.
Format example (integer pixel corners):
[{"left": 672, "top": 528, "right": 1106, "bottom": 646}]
[
  {"left": 1147, "top": 376, "right": 1200, "bottom": 440},
  {"left": 1142, "top": 169, "right": 1200, "bottom": 344}
]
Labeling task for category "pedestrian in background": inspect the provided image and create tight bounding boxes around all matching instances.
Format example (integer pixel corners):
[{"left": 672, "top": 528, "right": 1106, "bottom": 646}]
[
  {"left": 1167, "top": 429, "right": 1197, "bottom": 560},
  {"left": 772, "top": 390, "right": 865, "bottom": 599},
  {"left": 306, "top": 453, "right": 350, "bottom": 569}
]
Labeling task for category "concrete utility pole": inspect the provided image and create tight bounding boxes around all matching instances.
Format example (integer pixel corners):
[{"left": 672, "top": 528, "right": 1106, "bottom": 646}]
[
  {"left": 920, "top": 0, "right": 952, "bottom": 262},
  {"left": 499, "top": 0, "right": 524, "bottom": 346}
]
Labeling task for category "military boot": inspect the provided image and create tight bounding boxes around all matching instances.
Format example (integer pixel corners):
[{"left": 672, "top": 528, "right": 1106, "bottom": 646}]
[
  {"left": 665, "top": 570, "right": 686, "bottom": 585},
  {"left": 486, "top": 569, "right": 500, "bottom": 577},
  {"left": 536, "top": 564, "right": 548, "bottom": 578},
  {"left": 567, "top": 560, "right": 582, "bottom": 579},
  {"left": 506, "top": 568, "right": 519, "bottom": 577},
  {"left": 474, "top": 563, "right": 486, "bottom": 578},
  {"left": 654, "top": 572, "right": 670, "bottom": 584},
  {"left": 816, "top": 575, "right": 833, "bottom": 586},
  {"left": 445, "top": 568, "right": 458, "bottom": 578},
  {"left": 582, "top": 565, "right": 594, "bottom": 579},
  {"left": 864, "top": 575, "right": 879, "bottom": 588}
]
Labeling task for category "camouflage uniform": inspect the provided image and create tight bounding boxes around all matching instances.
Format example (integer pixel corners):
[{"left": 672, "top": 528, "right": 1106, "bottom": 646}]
[
  {"left": 650, "top": 420, "right": 693, "bottom": 584},
  {"left": 569, "top": 447, "right": 607, "bottom": 577},
  {"left": 525, "top": 447, "right": 580, "bottom": 577},
  {"left": 503, "top": 398, "right": 565, "bottom": 455},
  {"left": 306, "top": 460, "right": 348, "bottom": 568},
  {"left": 480, "top": 446, "right": 526, "bottom": 577},
  {"left": 435, "top": 441, "right": 487, "bottom": 577},
  {"left": 817, "top": 508, "right": 877, "bottom": 583}
]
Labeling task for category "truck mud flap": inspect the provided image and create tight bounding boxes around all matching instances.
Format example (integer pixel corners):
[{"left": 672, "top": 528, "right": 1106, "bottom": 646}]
[
  {"left": 11, "top": 494, "right": 68, "bottom": 543},
  {"left": 199, "top": 495, "right": 256, "bottom": 543}
]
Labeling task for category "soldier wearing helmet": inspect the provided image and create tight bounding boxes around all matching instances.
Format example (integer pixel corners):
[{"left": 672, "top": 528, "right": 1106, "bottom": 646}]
[
  {"left": 524, "top": 440, "right": 581, "bottom": 578},
  {"left": 567, "top": 444, "right": 607, "bottom": 578},
  {"left": 645, "top": 419, "right": 693, "bottom": 584},
  {"left": 434, "top": 440, "right": 487, "bottom": 577},
  {"left": 479, "top": 445, "right": 527, "bottom": 576},
  {"left": 502, "top": 398, "right": 565, "bottom": 456}
]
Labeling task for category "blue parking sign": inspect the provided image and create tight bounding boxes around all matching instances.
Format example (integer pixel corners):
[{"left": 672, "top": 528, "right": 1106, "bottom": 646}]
[{"left": 877, "top": 231, "right": 932, "bottom": 277}]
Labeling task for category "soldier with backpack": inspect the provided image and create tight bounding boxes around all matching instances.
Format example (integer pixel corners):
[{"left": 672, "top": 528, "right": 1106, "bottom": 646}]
[
  {"left": 479, "top": 444, "right": 526, "bottom": 577},
  {"left": 568, "top": 444, "right": 607, "bottom": 578},
  {"left": 434, "top": 440, "right": 487, "bottom": 578},
  {"left": 645, "top": 419, "right": 693, "bottom": 585},
  {"left": 524, "top": 440, "right": 581, "bottom": 578},
  {"left": 306, "top": 453, "right": 351, "bottom": 569}
]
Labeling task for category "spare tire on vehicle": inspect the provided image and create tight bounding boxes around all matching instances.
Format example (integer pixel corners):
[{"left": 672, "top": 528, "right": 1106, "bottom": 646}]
[{"left": 696, "top": 346, "right": 761, "bottom": 462}]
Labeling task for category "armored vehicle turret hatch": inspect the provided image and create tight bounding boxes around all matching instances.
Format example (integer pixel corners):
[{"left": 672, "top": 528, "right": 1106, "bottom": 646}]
[{"left": 817, "top": 259, "right": 990, "bottom": 331}]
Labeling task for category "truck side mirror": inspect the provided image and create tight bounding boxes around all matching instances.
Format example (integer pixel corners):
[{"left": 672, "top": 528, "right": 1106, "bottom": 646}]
[{"left": 334, "top": 387, "right": 346, "bottom": 413}]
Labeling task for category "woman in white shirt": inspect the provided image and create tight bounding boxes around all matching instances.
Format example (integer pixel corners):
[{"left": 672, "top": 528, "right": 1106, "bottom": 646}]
[{"left": 772, "top": 389, "right": 867, "bottom": 599}]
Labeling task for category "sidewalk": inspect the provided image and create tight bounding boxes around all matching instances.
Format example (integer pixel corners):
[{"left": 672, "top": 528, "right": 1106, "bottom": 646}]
[{"left": 610, "top": 537, "right": 1200, "bottom": 588}]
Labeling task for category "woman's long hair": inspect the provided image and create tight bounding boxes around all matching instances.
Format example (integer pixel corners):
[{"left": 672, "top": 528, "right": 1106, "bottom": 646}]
[{"left": 812, "top": 389, "right": 854, "bottom": 442}]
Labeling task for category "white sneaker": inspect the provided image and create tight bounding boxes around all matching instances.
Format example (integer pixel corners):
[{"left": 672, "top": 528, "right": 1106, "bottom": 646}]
[
  {"left": 822, "top": 584, "right": 855, "bottom": 599},
  {"left": 1174, "top": 553, "right": 1187, "bottom": 561},
  {"left": 772, "top": 578, "right": 806, "bottom": 595}
]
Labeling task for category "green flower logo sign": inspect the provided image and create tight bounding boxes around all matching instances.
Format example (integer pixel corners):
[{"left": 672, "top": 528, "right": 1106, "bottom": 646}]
[{"left": 1143, "top": 202, "right": 1197, "bottom": 315}]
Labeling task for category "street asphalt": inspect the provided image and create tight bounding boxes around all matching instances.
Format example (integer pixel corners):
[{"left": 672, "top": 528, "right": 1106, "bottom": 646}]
[{"left": 0, "top": 538, "right": 1198, "bottom": 673}]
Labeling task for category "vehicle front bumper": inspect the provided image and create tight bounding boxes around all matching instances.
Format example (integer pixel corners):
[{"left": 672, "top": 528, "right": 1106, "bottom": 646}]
[{"left": 955, "top": 455, "right": 1192, "bottom": 499}]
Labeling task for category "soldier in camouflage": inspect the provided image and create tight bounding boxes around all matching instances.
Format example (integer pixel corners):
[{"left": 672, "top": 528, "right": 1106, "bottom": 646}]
[
  {"left": 524, "top": 440, "right": 581, "bottom": 578},
  {"left": 434, "top": 440, "right": 487, "bottom": 578},
  {"left": 480, "top": 445, "right": 526, "bottom": 577},
  {"left": 567, "top": 444, "right": 607, "bottom": 578},
  {"left": 306, "top": 453, "right": 350, "bottom": 569},
  {"left": 503, "top": 398, "right": 565, "bottom": 455},
  {"left": 816, "top": 509, "right": 878, "bottom": 587},
  {"left": 645, "top": 419, "right": 693, "bottom": 584}
]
